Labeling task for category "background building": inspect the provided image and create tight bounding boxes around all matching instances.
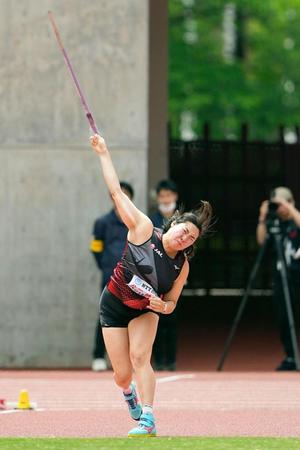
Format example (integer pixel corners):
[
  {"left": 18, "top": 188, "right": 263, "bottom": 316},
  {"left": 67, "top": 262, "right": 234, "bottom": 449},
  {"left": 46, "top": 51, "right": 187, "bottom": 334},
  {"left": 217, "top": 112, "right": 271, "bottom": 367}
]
[{"left": 0, "top": 0, "right": 168, "bottom": 367}]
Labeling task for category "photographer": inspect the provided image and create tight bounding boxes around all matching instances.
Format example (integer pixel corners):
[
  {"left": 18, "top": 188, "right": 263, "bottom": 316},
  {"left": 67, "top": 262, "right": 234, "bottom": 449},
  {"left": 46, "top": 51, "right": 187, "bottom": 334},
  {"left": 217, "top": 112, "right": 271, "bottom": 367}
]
[{"left": 257, "top": 187, "right": 300, "bottom": 371}]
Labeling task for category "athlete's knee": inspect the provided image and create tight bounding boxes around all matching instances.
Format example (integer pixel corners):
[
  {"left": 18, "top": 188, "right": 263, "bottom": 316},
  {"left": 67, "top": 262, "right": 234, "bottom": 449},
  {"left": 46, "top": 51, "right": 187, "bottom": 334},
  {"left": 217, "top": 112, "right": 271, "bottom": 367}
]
[
  {"left": 130, "top": 349, "right": 150, "bottom": 370},
  {"left": 113, "top": 370, "right": 132, "bottom": 389}
]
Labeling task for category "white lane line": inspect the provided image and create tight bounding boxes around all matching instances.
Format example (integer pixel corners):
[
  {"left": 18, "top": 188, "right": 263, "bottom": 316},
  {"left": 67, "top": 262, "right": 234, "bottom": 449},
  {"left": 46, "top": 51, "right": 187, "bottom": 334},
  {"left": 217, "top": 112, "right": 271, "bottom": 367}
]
[
  {"left": 156, "top": 374, "right": 195, "bottom": 383},
  {"left": 0, "top": 408, "right": 44, "bottom": 414},
  {"left": 6, "top": 402, "right": 38, "bottom": 409}
]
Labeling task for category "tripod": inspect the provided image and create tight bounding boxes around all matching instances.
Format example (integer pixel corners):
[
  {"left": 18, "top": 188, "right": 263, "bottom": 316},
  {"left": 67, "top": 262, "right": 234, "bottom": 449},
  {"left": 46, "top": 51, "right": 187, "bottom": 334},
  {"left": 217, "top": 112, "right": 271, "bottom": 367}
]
[{"left": 217, "top": 217, "right": 300, "bottom": 371}]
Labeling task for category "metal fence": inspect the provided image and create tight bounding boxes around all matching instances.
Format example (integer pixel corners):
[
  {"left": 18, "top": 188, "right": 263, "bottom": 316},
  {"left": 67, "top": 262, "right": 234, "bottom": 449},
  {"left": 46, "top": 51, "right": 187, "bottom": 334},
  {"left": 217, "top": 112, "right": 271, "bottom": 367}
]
[{"left": 169, "top": 132, "right": 300, "bottom": 294}]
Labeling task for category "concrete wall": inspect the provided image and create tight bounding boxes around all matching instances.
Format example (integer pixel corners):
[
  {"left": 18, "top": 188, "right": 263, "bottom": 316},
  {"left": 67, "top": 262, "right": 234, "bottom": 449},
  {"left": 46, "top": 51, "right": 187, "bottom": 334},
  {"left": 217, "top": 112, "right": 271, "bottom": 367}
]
[
  {"left": 148, "top": 0, "right": 169, "bottom": 204},
  {"left": 0, "top": 0, "right": 167, "bottom": 367}
]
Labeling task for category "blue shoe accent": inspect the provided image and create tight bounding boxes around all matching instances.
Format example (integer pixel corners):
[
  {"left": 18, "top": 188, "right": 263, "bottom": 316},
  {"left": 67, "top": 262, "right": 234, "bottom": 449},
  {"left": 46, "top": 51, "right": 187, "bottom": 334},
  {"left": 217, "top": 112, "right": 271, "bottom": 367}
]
[
  {"left": 123, "top": 382, "right": 142, "bottom": 421},
  {"left": 128, "top": 413, "right": 156, "bottom": 437}
]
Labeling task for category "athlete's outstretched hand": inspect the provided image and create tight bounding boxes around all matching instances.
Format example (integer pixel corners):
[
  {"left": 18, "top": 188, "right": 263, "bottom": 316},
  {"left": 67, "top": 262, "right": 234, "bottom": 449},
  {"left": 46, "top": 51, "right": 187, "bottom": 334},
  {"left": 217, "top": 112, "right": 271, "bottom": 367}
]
[{"left": 90, "top": 134, "right": 107, "bottom": 155}]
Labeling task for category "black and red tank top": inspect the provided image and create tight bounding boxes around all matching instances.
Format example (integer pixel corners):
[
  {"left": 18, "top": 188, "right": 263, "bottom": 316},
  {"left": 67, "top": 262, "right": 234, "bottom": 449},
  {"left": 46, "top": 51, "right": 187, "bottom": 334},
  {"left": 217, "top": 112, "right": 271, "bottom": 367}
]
[{"left": 107, "top": 228, "right": 186, "bottom": 310}]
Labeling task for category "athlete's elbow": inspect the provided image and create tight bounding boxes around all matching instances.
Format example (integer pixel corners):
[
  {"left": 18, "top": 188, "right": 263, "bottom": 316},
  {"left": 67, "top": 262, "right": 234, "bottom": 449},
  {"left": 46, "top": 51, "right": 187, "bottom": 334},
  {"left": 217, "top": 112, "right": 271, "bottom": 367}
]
[{"left": 111, "top": 186, "right": 123, "bottom": 201}]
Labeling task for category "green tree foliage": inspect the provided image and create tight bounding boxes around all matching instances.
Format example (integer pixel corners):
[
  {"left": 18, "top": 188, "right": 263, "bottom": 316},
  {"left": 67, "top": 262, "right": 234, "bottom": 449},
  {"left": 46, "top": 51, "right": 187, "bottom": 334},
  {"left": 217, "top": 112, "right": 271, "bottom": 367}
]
[{"left": 169, "top": 0, "right": 300, "bottom": 140}]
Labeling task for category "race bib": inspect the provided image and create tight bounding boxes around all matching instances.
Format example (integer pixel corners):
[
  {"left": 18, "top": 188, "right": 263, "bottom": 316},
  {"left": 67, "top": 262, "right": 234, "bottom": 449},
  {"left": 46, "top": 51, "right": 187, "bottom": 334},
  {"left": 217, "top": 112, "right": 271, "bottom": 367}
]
[{"left": 127, "top": 275, "right": 157, "bottom": 298}]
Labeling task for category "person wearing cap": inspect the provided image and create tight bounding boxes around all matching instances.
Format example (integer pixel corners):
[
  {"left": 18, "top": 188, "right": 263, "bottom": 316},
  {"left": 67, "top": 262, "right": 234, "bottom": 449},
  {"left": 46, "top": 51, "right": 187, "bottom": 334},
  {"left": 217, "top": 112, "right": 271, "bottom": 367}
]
[
  {"left": 257, "top": 186, "right": 300, "bottom": 371},
  {"left": 150, "top": 180, "right": 179, "bottom": 371},
  {"left": 90, "top": 181, "right": 134, "bottom": 371}
]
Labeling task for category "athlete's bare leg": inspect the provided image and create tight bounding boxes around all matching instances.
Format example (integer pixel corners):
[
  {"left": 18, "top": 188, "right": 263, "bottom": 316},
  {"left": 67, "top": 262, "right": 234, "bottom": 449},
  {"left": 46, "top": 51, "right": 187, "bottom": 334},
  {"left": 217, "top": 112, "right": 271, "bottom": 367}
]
[
  {"left": 128, "top": 312, "right": 159, "bottom": 405},
  {"left": 102, "top": 327, "right": 132, "bottom": 389}
]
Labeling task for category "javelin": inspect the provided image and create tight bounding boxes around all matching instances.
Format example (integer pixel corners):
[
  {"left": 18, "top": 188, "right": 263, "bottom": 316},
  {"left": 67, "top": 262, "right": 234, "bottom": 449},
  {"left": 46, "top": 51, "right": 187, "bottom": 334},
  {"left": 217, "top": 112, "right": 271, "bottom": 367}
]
[{"left": 48, "top": 11, "right": 100, "bottom": 134}]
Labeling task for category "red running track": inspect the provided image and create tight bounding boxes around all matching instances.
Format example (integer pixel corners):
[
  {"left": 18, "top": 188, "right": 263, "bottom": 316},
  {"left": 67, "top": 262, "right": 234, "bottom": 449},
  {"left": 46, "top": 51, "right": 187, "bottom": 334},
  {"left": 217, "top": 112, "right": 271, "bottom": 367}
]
[{"left": 0, "top": 370, "right": 299, "bottom": 437}]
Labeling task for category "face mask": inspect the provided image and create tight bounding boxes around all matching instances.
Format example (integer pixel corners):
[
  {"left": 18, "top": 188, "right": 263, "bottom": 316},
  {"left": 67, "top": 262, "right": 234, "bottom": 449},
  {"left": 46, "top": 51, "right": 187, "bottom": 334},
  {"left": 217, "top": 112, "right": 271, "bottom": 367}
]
[{"left": 158, "top": 202, "right": 176, "bottom": 214}]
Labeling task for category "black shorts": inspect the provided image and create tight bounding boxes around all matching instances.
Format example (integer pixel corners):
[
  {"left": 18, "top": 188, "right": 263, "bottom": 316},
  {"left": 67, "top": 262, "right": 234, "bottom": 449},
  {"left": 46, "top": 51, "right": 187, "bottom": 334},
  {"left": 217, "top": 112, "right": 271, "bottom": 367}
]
[{"left": 99, "top": 286, "right": 159, "bottom": 328}]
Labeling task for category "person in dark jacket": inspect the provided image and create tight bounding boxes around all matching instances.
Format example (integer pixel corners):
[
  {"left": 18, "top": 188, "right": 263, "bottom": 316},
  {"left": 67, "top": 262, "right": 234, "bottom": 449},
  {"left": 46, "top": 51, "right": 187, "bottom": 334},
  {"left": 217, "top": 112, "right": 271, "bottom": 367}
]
[
  {"left": 90, "top": 181, "right": 134, "bottom": 371},
  {"left": 150, "top": 179, "right": 179, "bottom": 370}
]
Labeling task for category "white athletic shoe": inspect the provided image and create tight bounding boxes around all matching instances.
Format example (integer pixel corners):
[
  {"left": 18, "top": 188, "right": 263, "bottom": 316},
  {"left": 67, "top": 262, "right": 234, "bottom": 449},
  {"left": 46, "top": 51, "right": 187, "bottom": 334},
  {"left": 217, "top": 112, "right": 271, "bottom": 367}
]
[{"left": 92, "top": 358, "right": 107, "bottom": 371}]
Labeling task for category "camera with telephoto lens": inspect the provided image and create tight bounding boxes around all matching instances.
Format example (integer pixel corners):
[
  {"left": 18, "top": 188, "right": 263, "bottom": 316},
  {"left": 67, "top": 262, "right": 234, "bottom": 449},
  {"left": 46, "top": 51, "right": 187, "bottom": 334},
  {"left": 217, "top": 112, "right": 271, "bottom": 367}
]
[{"left": 266, "top": 201, "right": 280, "bottom": 227}]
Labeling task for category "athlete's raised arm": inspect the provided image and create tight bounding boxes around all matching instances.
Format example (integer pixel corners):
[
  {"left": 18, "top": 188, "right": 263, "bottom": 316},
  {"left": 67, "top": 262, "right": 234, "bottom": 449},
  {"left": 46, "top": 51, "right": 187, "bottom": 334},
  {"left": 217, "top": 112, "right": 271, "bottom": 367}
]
[{"left": 90, "top": 134, "right": 152, "bottom": 244}]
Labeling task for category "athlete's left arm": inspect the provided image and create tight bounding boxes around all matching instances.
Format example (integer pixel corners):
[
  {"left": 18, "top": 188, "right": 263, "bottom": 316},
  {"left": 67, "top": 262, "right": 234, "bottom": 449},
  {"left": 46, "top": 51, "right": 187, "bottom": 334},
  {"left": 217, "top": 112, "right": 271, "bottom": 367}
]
[{"left": 147, "top": 259, "right": 189, "bottom": 314}]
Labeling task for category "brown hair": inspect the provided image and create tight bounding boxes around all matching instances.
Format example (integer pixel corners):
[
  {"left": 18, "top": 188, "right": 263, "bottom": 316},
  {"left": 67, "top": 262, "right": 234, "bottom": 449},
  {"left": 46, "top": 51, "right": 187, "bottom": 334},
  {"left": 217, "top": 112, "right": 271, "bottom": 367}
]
[{"left": 163, "top": 200, "right": 213, "bottom": 259}]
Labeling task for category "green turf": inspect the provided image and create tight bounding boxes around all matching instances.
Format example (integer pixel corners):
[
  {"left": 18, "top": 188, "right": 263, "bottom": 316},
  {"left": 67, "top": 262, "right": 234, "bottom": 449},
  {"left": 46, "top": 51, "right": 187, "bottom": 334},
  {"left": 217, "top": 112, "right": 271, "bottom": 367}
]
[{"left": 0, "top": 437, "right": 300, "bottom": 450}]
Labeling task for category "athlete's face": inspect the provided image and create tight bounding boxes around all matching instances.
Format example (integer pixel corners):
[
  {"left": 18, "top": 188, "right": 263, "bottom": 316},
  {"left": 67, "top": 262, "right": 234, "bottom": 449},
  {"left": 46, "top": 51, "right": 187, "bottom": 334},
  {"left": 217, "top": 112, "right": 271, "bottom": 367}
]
[{"left": 168, "top": 221, "right": 200, "bottom": 251}]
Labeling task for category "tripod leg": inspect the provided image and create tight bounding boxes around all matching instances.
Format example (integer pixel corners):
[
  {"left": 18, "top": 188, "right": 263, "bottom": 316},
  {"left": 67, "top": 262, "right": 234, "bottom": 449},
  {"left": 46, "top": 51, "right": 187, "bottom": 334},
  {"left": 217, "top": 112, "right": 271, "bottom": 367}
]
[
  {"left": 274, "top": 235, "right": 300, "bottom": 371},
  {"left": 217, "top": 240, "right": 268, "bottom": 371}
]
